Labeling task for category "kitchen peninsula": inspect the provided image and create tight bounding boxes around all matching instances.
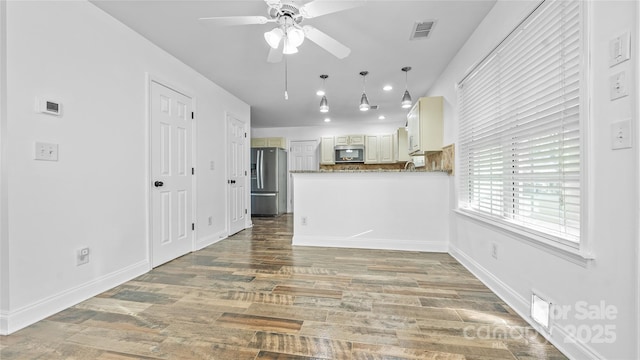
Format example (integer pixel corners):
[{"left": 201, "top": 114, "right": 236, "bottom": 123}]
[{"left": 291, "top": 169, "right": 450, "bottom": 252}]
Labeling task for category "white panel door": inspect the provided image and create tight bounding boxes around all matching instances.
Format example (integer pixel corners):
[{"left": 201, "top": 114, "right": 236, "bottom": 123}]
[
  {"left": 228, "top": 115, "right": 246, "bottom": 236},
  {"left": 151, "top": 81, "right": 193, "bottom": 267},
  {"left": 288, "top": 140, "right": 318, "bottom": 212}
]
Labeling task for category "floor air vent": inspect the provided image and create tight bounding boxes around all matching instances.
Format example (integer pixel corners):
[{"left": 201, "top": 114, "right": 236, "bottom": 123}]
[{"left": 410, "top": 20, "right": 436, "bottom": 40}]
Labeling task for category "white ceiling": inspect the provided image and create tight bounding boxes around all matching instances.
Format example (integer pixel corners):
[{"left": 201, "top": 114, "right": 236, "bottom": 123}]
[{"left": 90, "top": 0, "right": 496, "bottom": 128}]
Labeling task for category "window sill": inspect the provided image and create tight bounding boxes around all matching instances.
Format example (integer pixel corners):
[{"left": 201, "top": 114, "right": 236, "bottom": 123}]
[{"left": 454, "top": 209, "right": 594, "bottom": 267}]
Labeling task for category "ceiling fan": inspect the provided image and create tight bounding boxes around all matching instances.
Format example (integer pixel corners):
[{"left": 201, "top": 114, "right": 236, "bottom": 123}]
[{"left": 199, "top": 0, "right": 365, "bottom": 63}]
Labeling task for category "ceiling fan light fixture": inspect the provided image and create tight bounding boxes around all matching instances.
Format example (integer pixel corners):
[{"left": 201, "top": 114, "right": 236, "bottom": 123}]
[
  {"left": 264, "top": 28, "right": 284, "bottom": 49},
  {"left": 287, "top": 27, "right": 305, "bottom": 47},
  {"left": 282, "top": 38, "right": 298, "bottom": 54}
]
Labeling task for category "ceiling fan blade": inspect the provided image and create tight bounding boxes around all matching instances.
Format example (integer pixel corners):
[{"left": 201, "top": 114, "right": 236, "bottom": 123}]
[
  {"left": 264, "top": 0, "right": 282, "bottom": 7},
  {"left": 267, "top": 46, "right": 283, "bottom": 63},
  {"left": 198, "top": 16, "right": 271, "bottom": 27},
  {"left": 300, "top": 0, "right": 367, "bottom": 19},
  {"left": 303, "top": 25, "right": 351, "bottom": 59}
]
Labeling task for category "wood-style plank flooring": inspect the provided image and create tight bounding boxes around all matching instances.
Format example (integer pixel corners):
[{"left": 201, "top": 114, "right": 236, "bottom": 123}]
[{"left": 0, "top": 215, "right": 567, "bottom": 359}]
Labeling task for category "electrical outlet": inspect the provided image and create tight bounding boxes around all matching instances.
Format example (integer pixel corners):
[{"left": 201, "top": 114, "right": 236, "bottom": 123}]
[
  {"left": 491, "top": 243, "right": 498, "bottom": 259},
  {"left": 609, "top": 71, "right": 629, "bottom": 100},
  {"left": 208, "top": 216, "right": 213, "bottom": 226},
  {"left": 301, "top": 216, "right": 308, "bottom": 226},
  {"left": 77, "top": 247, "right": 90, "bottom": 266},
  {"left": 210, "top": 161, "right": 215, "bottom": 170},
  {"left": 611, "top": 119, "right": 632, "bottom": 150}
]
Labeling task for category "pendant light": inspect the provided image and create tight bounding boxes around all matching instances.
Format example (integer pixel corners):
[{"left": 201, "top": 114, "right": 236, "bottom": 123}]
[
  {"left": 401, "top": 66, "right": 413, "bottom": 109},
  {"left": 359, "top": 71, "right": 370, "bottom": 111},
  {"left": 319, "top": 75, "right": 329, "bottom": 113}
]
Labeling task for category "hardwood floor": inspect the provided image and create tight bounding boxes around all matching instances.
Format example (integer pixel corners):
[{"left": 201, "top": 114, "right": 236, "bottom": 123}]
[{"left": 0, "top": 215, "right": 567, "bottom": 359}]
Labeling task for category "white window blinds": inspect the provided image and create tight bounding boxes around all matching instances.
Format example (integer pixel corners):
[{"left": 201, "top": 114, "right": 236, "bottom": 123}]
[{"left": 458, "top": 0, "right": 584, "bottom": 243}]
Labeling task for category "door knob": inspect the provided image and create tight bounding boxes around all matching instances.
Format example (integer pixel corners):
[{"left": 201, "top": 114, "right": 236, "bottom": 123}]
[
  {"left": 231, "top": 180, "right": 236, "bottom": 184},
  {"left": 154, "top": 181, "right": 164, "bottom": 187}
]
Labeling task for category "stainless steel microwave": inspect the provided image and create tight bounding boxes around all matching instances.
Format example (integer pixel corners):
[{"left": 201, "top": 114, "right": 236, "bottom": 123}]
[{"left": 334, "top": 145, "right": 365, "bottom": 163}]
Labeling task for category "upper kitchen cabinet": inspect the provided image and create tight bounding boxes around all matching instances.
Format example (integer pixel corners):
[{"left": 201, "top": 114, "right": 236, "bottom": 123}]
[
  {"left": 320, "top": 136, "right": 335, "bottom": 165},
  {"left": 396, "top": 128, "right": 411, "bottom": 162},
  {"left": 407, "top": 96, "right": 443, "bottom": 155},
  {"left": 365, "top": 134, "right": 394, "bottom": 164},
  {"left": 251, "top": 137, "right": 286, "bottom": 149},
  {"left": 335, "top": 134, "right": 365, "bottom": 146}
]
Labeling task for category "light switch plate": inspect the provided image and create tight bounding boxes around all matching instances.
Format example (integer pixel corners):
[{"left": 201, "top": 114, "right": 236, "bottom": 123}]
[
  {"left": 611, "top": 120, "right": 632, "bottom": 150},
  {"left": 35, "top": 142, "right": 59, "bottom": 161},
  {"left": 609, "top": 31, "right": 630, "bottom": 67},
  {"left": 609, "top": 71, "right": 629, "bottom": 100}
]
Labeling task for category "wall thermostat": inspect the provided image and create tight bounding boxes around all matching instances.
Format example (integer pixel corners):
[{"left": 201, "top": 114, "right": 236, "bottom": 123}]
[{"left": 35, "top": 98, "right": 62, "bottom": 116}]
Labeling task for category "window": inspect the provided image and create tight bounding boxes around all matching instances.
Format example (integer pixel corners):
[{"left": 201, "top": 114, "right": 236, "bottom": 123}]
[{"left": 458, "top": 0, "right": 584, "bottom": 245}]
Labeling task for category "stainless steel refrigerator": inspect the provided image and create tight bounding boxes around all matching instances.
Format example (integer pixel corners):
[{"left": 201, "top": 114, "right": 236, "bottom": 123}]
[{"left": 251, "top": 147, "right": 287, "bottom": 216}]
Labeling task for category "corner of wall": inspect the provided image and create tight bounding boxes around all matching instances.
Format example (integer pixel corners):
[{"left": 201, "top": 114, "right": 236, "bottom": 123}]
[
  {"left": 2, "top": 260, "right": 149, "bottom": 335},
  {"left": 449, "top": 244, "right": 608, "bottom": 360},
  {"left": 0, "top": 0, "right": 9, "bottom": 333}
]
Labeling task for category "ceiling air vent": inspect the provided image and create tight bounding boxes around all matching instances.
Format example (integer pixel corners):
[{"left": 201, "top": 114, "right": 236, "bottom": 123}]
[{"left": 410, "top": 20, "right": 436, "bottom": 40}]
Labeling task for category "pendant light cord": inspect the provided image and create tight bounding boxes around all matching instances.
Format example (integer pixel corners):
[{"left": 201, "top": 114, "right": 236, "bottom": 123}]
[{"left": 405, "top": 70, "right": 408, "bottom": 90}]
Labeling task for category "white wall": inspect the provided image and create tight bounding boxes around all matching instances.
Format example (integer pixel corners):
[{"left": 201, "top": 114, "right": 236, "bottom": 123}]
[
  {"left": 428, "top": 1, "right": 638, "bottom": 359},
  {"left": 0, "top": 0, "right": 249, "bottom": 334},
  {"left": 292, "top": 172, "right": 449, "bottom": 252}
]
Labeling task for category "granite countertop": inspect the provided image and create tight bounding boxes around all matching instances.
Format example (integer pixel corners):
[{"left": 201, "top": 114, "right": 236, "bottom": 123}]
[{"left": 290, "top": 169, "right": 450, "bottom": 173}]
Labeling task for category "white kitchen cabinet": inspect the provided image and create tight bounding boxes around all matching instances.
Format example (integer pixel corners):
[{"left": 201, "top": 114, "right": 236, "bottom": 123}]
[
  {"left": 364, "top": 134, "right": 394, "bottom": 164},
  {"left": 396, "top": 128, "right": 411, "bottom": 162},
  {"left": 251, "top": 137, "right": 286, "bottom": 149},
  {"left": 379, "top": 134, "right": 394, "bottom": 163},
  {"left": 335, "top": 134, "right": 365, "bottom": 146},
  {"left": 320, "top": 136, "right": 335, "bottom": 165},
  {"left": 364, "top": 136, "right": 378, "bottom": 163},
  {"left": 407, "top": 96, "right": 443, "bottom": 155},
  {"left": 251, "top": 138, "right": 267, "bottom": 147}
]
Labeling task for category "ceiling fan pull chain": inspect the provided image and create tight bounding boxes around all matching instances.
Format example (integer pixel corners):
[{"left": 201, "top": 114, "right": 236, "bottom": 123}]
[{"left": 284, "top": 55, "right": 289, "bottom": 100}]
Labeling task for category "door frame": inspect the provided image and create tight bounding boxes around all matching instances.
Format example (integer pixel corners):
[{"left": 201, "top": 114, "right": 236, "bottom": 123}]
[
  {"left": 145, "top": 73, "right": 197, "bottom": 267},
  {"left": 225, "top": 111, "right": 250, "bottom": 234},
  {"left": 635, "top": 4, "right": 640, "bottom": 357}
]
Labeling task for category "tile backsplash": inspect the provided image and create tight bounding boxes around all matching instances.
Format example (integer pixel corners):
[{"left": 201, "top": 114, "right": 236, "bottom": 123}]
[{"left": 320, "top": 163, "right": 405, "bottom": 171}]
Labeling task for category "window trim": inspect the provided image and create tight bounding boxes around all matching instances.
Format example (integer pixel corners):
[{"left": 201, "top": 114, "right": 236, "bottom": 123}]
[
  {"left": 454, "top": 209, "right": 593, "bottom": 266},
  {"left": 455, "top": 0, "right": 593, "bottom": 259}
]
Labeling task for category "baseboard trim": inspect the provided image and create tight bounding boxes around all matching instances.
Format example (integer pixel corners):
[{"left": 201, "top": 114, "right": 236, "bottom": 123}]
[
  {"left": 449, "top": 245, "right": 604, "bottom": 360},
  {"left": 195, "top": 231, "right": 228, "bottom": 251},
  {"left": 292, "top": 235, "right": 448, "bottom": 253},
  {"left": 0, "top": 260, "right": 149, "bottom": 335}
]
